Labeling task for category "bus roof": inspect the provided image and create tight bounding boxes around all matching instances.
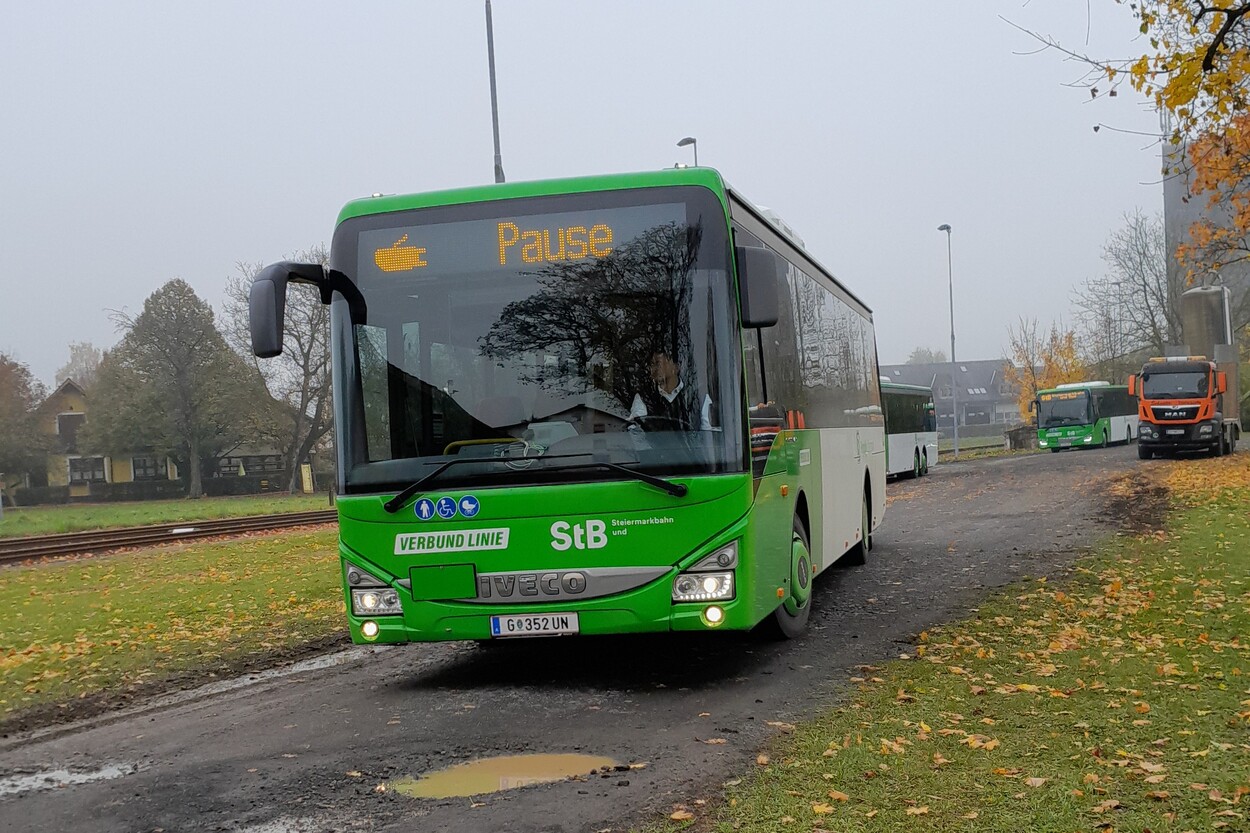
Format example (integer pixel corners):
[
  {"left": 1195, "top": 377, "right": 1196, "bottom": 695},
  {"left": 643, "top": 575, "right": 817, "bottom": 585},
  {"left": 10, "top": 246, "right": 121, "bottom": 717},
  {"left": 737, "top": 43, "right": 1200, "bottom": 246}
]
[
  {"left": 880, "top": 381, "right": 933, "bottom": 396},
  {"left": 1037, "top": 381, "right": 1126, "bottom": 395},
  {"left": 336, "top": 167, "right": 731, "bottom": 224}
]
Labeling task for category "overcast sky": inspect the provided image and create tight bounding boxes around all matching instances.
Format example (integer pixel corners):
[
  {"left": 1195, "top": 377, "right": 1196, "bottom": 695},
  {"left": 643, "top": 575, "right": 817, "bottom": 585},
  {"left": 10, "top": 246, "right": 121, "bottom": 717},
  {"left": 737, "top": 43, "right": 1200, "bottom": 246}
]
[{"left": 1, "top": 1, "right": 1163, "bottom": 386}]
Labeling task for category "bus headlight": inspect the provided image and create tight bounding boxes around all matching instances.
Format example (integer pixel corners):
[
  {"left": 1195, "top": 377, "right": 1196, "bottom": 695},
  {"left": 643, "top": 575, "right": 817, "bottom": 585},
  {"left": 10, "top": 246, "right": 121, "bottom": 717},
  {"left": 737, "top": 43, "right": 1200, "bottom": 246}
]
[
  {"left": 673, "top": 571, "right": 734, "bottom": 602},
  {"left": 351, "top": 588, "right": 403, "bottom": 616},
  {"left": 1083, "top": 435, "right": 1093, "bottom": 443},
  {"left": 1038, "top": 439, "right": 1048, "bottom": 447}
]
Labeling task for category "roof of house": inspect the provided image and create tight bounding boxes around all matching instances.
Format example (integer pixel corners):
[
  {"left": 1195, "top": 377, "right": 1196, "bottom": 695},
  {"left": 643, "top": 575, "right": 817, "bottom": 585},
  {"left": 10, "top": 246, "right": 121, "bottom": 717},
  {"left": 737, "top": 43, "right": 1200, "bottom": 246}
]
[{"left": 878, "top": 359, "right": 1016, "bottom": 403}]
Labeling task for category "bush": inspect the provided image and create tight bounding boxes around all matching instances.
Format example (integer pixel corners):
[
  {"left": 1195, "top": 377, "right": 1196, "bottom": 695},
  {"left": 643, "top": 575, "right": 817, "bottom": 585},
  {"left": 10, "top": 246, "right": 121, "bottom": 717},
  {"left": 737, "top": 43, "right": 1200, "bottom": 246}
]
[
  {"left": 90, "top": 480, "right": 186, "bottom": 502},
  {"left": 13, "top": 486, "right": 70, "bottom": 506},
  {"left": 201, "top": 476, "right": 283, "bottom": 497}
]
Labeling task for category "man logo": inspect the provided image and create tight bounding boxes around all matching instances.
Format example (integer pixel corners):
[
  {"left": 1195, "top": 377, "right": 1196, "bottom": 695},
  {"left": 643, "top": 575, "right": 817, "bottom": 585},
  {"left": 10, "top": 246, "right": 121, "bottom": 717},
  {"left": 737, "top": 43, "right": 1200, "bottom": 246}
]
[{"left": 550, "top": 520, "right": 607, "bottom": 551}]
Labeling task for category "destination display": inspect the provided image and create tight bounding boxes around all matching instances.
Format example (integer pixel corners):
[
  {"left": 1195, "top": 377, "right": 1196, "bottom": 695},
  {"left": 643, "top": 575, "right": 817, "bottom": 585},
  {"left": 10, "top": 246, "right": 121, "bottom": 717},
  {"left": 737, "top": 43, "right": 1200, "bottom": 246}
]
[
  {"left": 1039, "top": 391, "right": 1086, "bottom": 401},
  {"left": 357, "top": 202, "right": 686, "bottom": 283}
]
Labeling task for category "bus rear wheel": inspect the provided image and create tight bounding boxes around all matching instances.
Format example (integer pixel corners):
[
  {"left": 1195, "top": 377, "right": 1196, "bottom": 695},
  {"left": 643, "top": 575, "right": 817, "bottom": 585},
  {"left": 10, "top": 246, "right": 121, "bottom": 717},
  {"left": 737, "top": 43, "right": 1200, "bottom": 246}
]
[
  {"left": 911, "top": 450, "right": 921, "bottom": 479},
  {"left": 767, "top": 516, "right": 812, "bottom": 639},
  {"left": 920, "top": 451, "right": 929, "bottom": 476}
]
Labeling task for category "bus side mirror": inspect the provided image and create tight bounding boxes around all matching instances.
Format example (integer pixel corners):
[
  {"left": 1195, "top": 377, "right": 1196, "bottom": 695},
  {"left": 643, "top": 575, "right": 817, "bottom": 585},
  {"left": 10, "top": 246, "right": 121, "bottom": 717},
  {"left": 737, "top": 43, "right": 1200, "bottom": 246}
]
[
  {"left": 1217, "top": 371, "right": 1227, "bottom": 395},
  {"left": 1028, "top": 400, "right": 1037, "bottom": 413},
  {"left": 249, "top": 261, "right": 327, "bottom": 358},
  {"left": 736, "top": 246, "right": 780, "bottom": 329},
  {"left": 1127, "top": 375, "right": 1137, "bottom": 397}
]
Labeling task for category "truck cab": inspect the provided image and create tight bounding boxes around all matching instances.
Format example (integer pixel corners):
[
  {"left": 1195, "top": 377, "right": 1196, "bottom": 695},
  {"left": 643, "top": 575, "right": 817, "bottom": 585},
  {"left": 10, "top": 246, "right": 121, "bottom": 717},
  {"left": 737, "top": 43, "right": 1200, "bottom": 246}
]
[{"left": 1129, "top": 356, "right": 1237, "bottom": 458}]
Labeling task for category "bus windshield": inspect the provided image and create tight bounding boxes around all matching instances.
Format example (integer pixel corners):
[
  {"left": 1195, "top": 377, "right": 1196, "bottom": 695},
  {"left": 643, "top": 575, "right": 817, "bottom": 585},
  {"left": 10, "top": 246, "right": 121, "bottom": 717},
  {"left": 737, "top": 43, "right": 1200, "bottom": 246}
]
[
  {"left": 331, "top": 186, "right": 745, "bottom": 493},
  {"left": 1037, "top": 392, "right": 1091, "bottom": 427},
  {"left": 1142, "top": 370, "right": 1208, "bottom": 399}
]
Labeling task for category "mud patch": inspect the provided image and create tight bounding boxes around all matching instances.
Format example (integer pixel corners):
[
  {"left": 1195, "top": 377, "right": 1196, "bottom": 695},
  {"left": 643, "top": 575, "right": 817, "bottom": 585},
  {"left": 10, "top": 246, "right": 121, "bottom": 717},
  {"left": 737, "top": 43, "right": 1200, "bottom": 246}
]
[
  {"left": 0, "top": 762, "right": 138, "bottom": 797},
  {"left": 0, "top": 632, "right": 350, "bottom": 738},
  {"left": 1100, "top": 469, "right": 1172, "bottom": 535}
]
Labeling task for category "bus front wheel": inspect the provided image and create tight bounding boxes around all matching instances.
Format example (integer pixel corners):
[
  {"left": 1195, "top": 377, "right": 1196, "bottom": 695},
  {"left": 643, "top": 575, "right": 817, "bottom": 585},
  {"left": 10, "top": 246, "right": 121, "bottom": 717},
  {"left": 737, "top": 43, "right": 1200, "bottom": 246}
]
[{"left": 768, "top": 516, "right": 813, "bottom": 639}]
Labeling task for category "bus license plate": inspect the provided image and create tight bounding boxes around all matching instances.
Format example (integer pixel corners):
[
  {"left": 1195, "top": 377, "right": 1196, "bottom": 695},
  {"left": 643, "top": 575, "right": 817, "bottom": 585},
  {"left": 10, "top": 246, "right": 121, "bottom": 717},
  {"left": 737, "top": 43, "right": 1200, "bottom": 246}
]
[{"left": 490, "top": 612, "right": 579, "bottom": 638}]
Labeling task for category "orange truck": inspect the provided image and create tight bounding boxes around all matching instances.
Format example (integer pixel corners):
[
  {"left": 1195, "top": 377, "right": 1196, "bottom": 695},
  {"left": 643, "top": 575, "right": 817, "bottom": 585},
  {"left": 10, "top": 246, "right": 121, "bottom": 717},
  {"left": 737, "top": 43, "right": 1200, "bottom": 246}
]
[{"left": 1129, "top": 356, "right": 1238, "bottom": 458}]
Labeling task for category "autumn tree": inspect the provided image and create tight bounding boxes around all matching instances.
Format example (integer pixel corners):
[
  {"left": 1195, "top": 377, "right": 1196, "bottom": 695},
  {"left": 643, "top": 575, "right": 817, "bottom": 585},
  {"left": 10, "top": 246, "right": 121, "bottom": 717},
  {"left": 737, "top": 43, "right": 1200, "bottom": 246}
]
[
  {"left": 1002, "top": 319, "right": 1087, "bottom": 417},
  {"left": 55, "top": 341, "right": 103, "bottom": 389},
  {"left": 83, "top": 279, "right": 267, "bottom": 497},
  {"left": 906, "top": 347, "right": 947, "bottom": 364},
  {"left": 222, "top": 245, "right": 333, "bottom": 492},
  {"left": 0, "top": 354, "right": 47, "bottom": 485}
]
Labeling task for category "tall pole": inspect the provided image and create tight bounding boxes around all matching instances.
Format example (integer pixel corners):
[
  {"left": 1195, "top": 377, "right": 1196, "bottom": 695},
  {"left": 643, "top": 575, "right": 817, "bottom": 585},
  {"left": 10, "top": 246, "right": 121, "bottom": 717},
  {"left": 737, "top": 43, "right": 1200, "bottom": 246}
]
[
  {"left": 939, "top": 224, "right": 958, "bottom": 459},
  {"left": 485, "top": 0, "right": 505, "bottom": 184}
]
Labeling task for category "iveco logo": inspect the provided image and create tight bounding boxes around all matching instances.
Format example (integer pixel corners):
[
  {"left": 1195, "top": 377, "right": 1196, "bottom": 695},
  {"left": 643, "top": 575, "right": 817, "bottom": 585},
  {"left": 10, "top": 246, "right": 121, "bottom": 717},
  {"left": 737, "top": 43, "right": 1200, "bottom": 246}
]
[{"left": 476, "top": 570, "right": 588, "bottom": 599}]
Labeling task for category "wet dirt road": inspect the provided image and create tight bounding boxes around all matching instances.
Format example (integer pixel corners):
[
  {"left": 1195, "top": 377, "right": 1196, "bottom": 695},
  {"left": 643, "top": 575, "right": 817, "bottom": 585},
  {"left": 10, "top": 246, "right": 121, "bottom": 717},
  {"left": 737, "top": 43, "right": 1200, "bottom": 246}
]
[{"left": 0, "top": 445, "right": 1145, "bottom": 832}]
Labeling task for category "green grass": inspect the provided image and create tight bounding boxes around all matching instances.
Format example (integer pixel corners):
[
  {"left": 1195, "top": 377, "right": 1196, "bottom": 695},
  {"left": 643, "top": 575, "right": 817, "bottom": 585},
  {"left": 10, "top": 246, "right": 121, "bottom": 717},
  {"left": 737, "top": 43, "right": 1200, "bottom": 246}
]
[
  {"left": 648, "top": 458, "right": 1250, "bottom": 831},
  {"left": 937, "top": 436, "right": 1007, "bottom": 452},
  {"left": 0, "top": 493, "right": 331, "bottom": 538},
  {"left": 0, "top": 529, "right": 342, "bottom": 723}
]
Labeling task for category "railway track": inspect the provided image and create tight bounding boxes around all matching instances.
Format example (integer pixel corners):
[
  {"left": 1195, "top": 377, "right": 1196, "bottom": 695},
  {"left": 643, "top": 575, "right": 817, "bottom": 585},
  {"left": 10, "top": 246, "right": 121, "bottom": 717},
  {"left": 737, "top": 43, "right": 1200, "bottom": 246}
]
[{"left": 0, "top": 510, "right": 338, "bottom": 565}]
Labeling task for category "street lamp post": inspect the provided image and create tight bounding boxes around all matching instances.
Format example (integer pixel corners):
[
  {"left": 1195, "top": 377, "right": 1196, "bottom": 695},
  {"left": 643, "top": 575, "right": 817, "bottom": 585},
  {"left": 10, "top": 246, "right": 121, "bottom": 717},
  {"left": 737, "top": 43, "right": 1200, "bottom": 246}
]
[
  {"left": 485, "top": 0, "right": 506, "bottom": 183},
  {"left": 677, "top": 136, "right": 698, "bottom": 166},
  {"left": 938, "top": 223, "right": 958, "bottom": 460}
]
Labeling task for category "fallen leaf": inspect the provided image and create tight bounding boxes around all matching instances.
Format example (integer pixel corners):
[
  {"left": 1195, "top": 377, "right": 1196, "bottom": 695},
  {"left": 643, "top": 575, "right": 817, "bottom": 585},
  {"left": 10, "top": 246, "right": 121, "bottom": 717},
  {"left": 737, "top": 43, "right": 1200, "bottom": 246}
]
[
  {"left": 700, "top": 738, "right": 727, "bottom": 745},
  {"left": 811, "top": 802, "right": 835, "bottom": 815},
  {"left": 962, "top": 811, "right": 979, "bottom": 819},
  {"left": 1144, "top": 774, "right": 1167, "bottom": 784},
  {"left": 670, "top": 809, "right": 693, "bottom": 821},
  {"left": 756, "top": 754, "right": 770, "bottom": 766},
  {"left": 345, "top": 770, "right": 362, "bottom": 778},
  {"left": 866, "top": 809, "right": 879, "bottom": 818},
  {"left": 905, "top": 806, "right": 930, "bottom": 816},
  {"left": 828, "top": 789, "right": 849, "bottom": 802},
  {"left": 1089, "top": 799, "right": 1121, "bottom": 814},
  {"left": 1025, "top": 777, "right": 1048, "bottom": 788},
  {"left": 1147, "top": 790, "right": 1171, "bottom": 800}
]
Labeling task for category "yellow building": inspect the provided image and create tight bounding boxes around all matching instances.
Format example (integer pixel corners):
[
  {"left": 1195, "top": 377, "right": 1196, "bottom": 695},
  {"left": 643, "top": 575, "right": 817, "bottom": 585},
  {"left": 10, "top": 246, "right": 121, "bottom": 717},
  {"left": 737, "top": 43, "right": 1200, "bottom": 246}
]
[{"left": 37, "top": 379, "right": 177, "bottom": 499}]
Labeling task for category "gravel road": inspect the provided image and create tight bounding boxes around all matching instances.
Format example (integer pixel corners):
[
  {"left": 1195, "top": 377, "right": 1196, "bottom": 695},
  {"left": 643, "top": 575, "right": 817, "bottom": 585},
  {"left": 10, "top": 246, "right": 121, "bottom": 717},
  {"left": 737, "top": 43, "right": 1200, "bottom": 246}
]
[{"left": 0, "top": 445, "right": 1146, "bottom": 833}]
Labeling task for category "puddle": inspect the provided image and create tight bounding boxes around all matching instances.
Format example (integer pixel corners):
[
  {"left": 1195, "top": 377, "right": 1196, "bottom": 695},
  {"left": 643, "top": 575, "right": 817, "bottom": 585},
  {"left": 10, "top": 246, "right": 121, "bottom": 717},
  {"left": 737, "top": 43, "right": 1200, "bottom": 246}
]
[
  {"left": 0, "top": 762, "right": 138, "bottom": 797},
  {"left": 392, "top": 753, "right": 618, "bottom": 799}
]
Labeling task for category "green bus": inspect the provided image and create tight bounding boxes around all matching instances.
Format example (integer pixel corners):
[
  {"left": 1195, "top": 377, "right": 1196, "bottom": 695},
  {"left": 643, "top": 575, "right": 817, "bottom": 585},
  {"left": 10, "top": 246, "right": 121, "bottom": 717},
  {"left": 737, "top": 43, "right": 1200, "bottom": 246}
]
[
  {"left": 880, "top": 381, "right": 937, "bottom": 478},
  {"left": 1034, "top": 381, "right": 1139, "bottom": 451},
  {"left": 249, "top": 168, "right": 885, "bottom": 642}
]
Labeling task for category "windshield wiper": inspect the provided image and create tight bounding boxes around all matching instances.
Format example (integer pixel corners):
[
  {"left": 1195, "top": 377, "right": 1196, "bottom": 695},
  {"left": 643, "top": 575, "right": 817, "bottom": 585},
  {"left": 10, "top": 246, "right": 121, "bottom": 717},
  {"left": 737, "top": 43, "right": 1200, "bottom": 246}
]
[{"left": 382, "top": 454, "right": 687, "bottom": 513}]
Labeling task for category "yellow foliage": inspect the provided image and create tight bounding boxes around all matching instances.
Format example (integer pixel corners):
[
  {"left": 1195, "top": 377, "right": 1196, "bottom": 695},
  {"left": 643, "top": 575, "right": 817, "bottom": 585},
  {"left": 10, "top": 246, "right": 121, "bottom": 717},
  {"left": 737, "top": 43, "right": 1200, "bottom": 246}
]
[{"left": 1002, "top": 320, "right": 1087, "bottom": 416}]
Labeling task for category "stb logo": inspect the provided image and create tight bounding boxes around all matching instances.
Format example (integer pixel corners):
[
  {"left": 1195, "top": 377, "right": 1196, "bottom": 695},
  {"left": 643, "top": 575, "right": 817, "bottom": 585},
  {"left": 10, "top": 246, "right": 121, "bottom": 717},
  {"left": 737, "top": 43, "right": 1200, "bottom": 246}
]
[{"left": 550, "top": 520, "right": 607, "bottom": 551}]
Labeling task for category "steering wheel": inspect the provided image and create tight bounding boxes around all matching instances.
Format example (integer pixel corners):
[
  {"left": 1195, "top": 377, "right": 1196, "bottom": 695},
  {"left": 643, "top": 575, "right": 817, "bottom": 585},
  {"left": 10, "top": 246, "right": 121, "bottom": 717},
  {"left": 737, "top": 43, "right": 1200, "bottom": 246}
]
[{"left": 631, "top": 414, "right": 693, "bottom": 432}]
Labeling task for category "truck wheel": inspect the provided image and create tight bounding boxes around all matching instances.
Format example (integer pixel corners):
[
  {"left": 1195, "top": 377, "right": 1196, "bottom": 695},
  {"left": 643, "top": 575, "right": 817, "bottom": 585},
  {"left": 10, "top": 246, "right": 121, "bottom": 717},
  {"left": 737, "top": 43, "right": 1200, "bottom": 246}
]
[
  {"left": 1213, "top": 437, "right": 1224, "bottom": 457},
  {"left": 766, "top": 515, "right": 812, "bottom": 639},
  {"left": 1138, "top": 444, "right": 1152, "bottom": 460}
]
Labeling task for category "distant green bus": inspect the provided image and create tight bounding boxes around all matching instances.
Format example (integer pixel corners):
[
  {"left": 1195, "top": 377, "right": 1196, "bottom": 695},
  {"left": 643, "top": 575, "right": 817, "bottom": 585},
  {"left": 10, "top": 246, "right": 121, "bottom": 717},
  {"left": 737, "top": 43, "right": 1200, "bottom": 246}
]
[
  {"left": 249, "top": 168, "right": 885, "bottom": 642},
  {"left": 1035, "top": 382, "right": 1138, "bottom": 451},
  {"left": 880, "top": 381, "right": 937, "bottom": 477}
]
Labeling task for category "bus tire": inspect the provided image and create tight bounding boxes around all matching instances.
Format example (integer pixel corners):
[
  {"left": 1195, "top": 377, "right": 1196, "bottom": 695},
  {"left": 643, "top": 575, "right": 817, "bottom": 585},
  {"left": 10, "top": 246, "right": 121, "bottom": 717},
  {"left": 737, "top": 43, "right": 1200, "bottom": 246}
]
[
  {"left": 1126, "top": 427, "right": 1133, "bottom": 445},
  {"left": 911, "top": 450, "right": 921, "bottom": 479},
  {"left": 842, "top": 487, "right": 870, "bottom": 566},
  {"left": 1100, "top": 430, "right": 1109, "bottom": 449},
  {"left": 767, "top": 516, "right": 812, "bottom": 639},
  {"left": 920, "top": 451, "right": 929, "bottom": 476}
]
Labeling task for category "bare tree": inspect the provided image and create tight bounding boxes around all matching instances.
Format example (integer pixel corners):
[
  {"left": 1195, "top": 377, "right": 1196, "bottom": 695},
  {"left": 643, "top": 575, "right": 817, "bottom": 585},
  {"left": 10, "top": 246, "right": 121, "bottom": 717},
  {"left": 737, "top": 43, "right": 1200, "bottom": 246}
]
[
  {"left": 1073, "top": 212, "right": 1180, "bottom": 375},
  {"left": 223, "top": 245, "right": 333, "bottom": 493}
]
